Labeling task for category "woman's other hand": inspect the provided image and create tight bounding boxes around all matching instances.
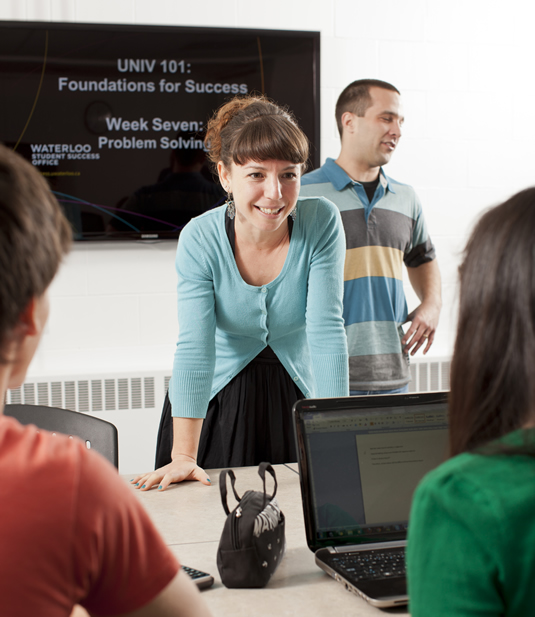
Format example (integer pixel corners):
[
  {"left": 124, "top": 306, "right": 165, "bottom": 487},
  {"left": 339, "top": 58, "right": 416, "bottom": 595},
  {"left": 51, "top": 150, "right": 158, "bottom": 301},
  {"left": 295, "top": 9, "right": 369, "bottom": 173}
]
[{"left": 131, "top": 455, "right": 211, "bottom": 491}]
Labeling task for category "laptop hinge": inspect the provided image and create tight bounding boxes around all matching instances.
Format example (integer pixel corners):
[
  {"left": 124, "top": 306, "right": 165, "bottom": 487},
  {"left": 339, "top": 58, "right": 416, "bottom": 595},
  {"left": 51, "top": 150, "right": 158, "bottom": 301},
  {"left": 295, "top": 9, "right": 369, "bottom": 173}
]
[{"left": 327, "top": 540, "right": 406, "bottom": 554}]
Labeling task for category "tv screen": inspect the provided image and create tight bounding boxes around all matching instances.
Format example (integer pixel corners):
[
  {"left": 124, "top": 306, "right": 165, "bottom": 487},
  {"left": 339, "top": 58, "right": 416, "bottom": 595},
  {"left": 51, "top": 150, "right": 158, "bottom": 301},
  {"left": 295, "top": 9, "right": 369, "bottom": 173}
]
[{"left": 0, "top": 21, "right": 320, "bottom": 240}]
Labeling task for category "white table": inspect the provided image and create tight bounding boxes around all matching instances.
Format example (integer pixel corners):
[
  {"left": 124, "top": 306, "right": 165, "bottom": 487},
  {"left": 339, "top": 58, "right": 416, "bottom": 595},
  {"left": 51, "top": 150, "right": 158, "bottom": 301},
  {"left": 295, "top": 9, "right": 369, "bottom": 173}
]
[{"left": 125, "top": 464, "right": 409, "bottom": 616}]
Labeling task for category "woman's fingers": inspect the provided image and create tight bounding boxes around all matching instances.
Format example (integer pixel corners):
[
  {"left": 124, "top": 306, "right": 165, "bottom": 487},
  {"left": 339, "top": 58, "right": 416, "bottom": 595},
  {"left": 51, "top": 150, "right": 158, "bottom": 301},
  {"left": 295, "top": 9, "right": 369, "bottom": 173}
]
[
  {"left": 129, "top": 471, "right": 164, "bottom": 490},
  {"left": 189, "top": 465, "right": 211, "bottom": 486},
  {"left": 138, "top": 472, "right": 165, "bottom": 491}
]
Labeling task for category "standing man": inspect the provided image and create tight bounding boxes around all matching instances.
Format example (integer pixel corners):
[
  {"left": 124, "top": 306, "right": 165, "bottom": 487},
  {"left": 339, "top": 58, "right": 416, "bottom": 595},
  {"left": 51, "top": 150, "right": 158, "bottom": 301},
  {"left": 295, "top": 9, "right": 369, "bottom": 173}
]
[{"left": 301, "top": 79, "right": 441, "bottom": 394}]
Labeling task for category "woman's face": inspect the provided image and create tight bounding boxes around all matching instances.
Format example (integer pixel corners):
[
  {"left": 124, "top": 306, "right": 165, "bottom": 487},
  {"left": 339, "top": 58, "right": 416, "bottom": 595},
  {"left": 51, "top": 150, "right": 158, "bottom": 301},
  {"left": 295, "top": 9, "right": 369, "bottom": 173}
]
[{"left": 218, "top": 159, "right": 301, "bottom": 235}]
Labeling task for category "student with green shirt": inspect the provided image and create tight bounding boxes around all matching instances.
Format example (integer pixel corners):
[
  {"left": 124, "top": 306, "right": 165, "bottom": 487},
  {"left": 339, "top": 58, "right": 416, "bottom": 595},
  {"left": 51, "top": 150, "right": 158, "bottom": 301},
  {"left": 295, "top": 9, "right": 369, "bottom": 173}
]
[{"left": 407, "top": 188, "right": 535, "bottom": 616}]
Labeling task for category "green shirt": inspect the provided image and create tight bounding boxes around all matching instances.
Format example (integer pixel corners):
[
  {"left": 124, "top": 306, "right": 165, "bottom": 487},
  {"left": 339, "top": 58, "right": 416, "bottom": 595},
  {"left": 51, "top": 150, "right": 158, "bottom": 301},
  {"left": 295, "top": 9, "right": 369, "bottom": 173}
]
[{"left": 407, "top": 430, "right": 535, "bottom": 616}]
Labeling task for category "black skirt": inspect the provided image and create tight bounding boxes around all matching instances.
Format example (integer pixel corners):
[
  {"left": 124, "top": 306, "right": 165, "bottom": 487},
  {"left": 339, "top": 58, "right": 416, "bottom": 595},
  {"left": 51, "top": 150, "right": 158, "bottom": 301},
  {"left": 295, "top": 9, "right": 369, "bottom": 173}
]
[{"left": 155, "top": 347, "right": 304, "bottom": 469}]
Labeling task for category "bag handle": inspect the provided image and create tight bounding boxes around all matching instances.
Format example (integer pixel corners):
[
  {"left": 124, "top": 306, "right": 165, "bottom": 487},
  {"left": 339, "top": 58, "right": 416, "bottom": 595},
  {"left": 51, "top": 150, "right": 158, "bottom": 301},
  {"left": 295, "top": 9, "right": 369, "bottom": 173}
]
[
  {"left": 219, "top": 469, "right": 242, "bottom": 515},
  {"left": 258, "top": 462, "right": 278, "bottom": 508}
]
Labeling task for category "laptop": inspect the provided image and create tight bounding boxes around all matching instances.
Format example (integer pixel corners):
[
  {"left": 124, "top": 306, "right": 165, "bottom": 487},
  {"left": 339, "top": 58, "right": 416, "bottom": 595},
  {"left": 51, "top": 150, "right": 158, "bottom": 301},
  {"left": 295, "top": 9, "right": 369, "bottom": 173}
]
[{"left": 293, "top": 391, "right": 449, "bottom": 608}]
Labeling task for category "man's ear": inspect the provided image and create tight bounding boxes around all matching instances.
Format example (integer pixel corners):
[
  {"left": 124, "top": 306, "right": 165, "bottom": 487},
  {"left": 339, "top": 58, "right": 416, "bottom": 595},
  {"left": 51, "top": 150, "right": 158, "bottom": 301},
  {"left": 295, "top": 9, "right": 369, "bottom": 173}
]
[
  {"left": 16, "top": 298, "right": 40, "bottom": 337},
  {"left": 341, "top": 111, "right": 357, "bottom": 135}
]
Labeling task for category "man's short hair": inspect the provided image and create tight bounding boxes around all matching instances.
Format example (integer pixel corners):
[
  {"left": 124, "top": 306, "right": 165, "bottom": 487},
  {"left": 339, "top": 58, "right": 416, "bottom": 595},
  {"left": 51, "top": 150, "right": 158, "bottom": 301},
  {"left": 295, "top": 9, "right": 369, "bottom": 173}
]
[
  {"left": 335, "top": 79, "right": 400, "bottom": 137},
  {"left": 0, "top": 144, "right": 71, "bottom": 359}
]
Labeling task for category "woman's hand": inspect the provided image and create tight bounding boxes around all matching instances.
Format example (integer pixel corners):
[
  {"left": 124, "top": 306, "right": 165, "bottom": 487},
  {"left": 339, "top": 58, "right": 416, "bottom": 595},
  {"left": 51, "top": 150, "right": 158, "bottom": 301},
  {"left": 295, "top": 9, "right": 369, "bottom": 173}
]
[{"left": 131, "top": 455, "right": 211, "bottom": 491}]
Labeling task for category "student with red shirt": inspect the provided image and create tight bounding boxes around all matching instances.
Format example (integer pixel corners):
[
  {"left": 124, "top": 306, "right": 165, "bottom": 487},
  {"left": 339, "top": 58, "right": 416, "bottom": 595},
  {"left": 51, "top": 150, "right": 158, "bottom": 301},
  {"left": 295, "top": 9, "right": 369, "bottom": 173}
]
[{"left": 0, "top": 144, "right": 212, "bottom": 617}]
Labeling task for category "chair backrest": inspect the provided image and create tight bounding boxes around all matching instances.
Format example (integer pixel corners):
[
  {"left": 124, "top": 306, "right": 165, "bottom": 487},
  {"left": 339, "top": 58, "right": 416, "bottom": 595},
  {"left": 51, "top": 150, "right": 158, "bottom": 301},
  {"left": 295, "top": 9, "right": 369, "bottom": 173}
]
[{"left": 4, "top": 404, "right": 118, "bottom": 468}]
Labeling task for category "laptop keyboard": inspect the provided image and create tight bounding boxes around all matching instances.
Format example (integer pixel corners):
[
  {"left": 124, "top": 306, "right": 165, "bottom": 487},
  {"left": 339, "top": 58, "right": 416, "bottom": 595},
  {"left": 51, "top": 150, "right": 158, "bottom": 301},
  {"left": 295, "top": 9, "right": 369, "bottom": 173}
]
[{"left": 331, "top": 547, "right": 406, "bottom": 581}]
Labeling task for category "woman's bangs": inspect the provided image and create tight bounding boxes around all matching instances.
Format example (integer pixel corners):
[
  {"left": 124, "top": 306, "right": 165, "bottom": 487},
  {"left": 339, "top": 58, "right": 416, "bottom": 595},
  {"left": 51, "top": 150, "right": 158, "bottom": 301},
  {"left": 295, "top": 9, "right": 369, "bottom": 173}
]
[{"left": 232, "top": 118, "right": 308, "bottom": 166}]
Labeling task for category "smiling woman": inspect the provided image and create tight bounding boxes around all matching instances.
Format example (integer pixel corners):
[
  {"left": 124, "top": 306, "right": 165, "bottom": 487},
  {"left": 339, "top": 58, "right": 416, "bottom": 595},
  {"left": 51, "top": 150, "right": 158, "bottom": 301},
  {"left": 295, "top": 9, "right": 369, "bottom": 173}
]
[{"left": 132, "top": 96, "right": 349, "bottom": 491}]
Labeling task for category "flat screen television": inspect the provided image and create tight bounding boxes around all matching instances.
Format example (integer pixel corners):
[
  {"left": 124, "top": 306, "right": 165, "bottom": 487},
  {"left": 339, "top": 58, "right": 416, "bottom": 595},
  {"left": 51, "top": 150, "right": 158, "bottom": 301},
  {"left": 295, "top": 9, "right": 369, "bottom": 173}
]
[{"left": 0, "top": 21, "right": 320, "bottom": 240}]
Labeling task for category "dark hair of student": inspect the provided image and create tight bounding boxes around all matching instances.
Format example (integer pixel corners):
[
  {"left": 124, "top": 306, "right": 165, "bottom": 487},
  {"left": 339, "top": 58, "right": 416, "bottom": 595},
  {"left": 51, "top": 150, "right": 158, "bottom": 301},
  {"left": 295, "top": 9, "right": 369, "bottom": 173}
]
[
  {"left": 335, "top": 79, "right": 400, "bottom": 137},
  {"left": 0, "top": 144, "right": 71, "bottom": 361},
  {"left": 204, "top": 95, "right": 309, "bottom": 172},
  {"left": 449, "top": 187, "right": 535, "bottom": 457}
]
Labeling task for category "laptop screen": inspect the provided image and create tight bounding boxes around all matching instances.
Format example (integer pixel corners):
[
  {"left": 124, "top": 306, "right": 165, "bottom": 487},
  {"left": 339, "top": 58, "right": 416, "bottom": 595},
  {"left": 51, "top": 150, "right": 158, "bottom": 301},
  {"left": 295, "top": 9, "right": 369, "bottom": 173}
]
[{"left": 294, "top": 393, "right": 449, "bottom": 551}]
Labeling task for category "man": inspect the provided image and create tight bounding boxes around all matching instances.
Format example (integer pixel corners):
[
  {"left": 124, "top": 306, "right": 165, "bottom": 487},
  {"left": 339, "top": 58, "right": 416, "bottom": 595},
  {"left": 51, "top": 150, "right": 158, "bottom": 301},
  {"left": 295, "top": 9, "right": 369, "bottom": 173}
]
[
  {"left": 0, "top": 144, "right": 211, "bottom": 617},
  {"left": 301, "top": 79, "right": 441, "bottom": 394}
]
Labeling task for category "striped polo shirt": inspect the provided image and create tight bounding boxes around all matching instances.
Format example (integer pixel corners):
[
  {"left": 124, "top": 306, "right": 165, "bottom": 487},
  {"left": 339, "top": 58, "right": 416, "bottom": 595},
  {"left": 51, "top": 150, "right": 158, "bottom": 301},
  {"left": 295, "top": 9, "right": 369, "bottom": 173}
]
[{"left": 300, "top": 158, "right": 435, "bottom": 391}]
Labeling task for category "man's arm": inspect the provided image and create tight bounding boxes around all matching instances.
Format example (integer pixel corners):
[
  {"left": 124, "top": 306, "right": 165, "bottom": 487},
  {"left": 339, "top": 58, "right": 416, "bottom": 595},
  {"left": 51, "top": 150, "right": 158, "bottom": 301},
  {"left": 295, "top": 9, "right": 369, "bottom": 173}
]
[
  {"left": 72, "top": 569, "right": 213, "bottom": 617},
  {"left": 114, "top": 569, "right": 213, "bottom": 617},
  {"left": 402, "top": 260, "right": 442, "bottom": 355}
]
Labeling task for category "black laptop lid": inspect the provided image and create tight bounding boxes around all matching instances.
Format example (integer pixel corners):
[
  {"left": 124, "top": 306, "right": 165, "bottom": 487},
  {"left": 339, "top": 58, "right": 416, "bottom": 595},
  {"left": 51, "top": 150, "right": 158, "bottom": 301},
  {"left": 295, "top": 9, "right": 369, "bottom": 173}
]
[{"left": 293, "top": 392, "right": 449, "bottom": 552}]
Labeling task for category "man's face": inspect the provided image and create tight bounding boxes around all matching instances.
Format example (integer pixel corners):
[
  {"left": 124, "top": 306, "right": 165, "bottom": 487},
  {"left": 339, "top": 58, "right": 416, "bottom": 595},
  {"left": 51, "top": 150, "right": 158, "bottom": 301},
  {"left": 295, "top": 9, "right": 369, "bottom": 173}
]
[{"left": 346, "top": 87, "right": 404, "bottom": 170}]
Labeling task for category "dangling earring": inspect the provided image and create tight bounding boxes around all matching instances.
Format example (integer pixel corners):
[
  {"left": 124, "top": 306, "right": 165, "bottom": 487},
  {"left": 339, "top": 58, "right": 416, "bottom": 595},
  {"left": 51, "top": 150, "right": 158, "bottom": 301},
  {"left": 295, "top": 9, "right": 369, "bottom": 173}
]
[
  {"left": 223, "top": 186, "right": 235, "bottom": 220},
  {"left": 289, "top": 207, "right": 297, "bottom": 222},
  {"left": 225, "top": 195, "right": 235, "bottom": 220}
]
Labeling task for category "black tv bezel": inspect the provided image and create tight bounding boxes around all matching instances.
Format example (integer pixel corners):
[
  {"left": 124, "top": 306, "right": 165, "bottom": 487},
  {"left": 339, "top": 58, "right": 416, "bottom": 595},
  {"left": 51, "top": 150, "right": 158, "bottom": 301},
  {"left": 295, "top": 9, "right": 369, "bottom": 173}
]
[{"left": 0, "top": 20, "right": 321, "bottom": 242}]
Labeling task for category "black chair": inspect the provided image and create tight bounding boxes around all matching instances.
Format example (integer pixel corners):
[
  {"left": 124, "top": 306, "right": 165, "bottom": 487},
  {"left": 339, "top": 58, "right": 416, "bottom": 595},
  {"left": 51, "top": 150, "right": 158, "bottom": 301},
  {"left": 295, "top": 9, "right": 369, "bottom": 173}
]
[{"left": 4, "top": 404, "right": 119, "bottom": 468}]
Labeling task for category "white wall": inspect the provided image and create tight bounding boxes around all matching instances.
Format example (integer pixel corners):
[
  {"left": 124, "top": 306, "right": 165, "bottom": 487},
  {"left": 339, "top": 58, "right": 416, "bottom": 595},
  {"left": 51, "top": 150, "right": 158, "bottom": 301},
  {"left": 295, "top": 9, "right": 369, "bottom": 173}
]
[{"left": 3, "top": 0, "right": 535, "bottom": 470}]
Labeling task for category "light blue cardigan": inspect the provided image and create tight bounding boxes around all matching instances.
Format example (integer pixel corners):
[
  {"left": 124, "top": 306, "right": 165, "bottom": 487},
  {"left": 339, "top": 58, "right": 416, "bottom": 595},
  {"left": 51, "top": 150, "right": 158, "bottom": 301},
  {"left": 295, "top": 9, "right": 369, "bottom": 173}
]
[{"left": 169, "top": 196, "right": 349, "bottom": 418}]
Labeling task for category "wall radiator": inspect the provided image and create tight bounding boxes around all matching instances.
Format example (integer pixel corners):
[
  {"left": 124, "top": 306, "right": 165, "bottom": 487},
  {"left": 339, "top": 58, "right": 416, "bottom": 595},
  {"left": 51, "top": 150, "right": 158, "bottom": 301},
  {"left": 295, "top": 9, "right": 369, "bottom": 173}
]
[
  {"left": 7, "top": 357, "right": 451, "bottom": 413},
  {"left": 6, "top": 372, "right": 169, "bottom": 413}
]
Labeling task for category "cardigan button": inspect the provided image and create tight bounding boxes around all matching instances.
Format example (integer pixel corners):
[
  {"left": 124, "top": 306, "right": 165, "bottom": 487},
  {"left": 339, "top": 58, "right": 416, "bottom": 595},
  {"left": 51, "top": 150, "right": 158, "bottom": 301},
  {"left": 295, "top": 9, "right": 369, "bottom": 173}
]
[
  {"left": 293, "top": 376, "right": 299, "bottom": 382},
  {"left": 261, "top": 287, "right": 267, "bottom": 293}
]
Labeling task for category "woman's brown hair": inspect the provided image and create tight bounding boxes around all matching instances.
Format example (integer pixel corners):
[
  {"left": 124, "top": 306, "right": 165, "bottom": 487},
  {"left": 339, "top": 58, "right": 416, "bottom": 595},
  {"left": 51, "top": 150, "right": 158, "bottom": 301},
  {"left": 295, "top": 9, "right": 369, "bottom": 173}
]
[
  {"left": 204, "top": 95, "right": 309, "bottom": 172},
  {"left": 449, "top": 187, "right": 535, "bottom": 456}
]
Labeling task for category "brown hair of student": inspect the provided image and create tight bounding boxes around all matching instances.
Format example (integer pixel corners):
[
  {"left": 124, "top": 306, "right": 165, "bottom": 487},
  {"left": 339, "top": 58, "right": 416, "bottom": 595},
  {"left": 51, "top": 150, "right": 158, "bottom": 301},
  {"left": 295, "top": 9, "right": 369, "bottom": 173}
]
[
  {"left": 449, "top": 187, "right": 535, "bottom": 456},
  {"left": 335, "top": 79, "right": 400, "bottom": 137},
  {"left": 204, "top": 95, "right": 309, "bottom": 171},
  {"left": 0, "top": 144, "right": 71, "bottom": 359}
]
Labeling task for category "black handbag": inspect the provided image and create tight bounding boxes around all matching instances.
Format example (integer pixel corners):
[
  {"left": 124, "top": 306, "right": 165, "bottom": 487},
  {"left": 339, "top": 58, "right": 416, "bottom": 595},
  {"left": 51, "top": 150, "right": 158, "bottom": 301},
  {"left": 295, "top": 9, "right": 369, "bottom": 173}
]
[{"left": 216, "top": 462, "right": 285, "bottom": 588}]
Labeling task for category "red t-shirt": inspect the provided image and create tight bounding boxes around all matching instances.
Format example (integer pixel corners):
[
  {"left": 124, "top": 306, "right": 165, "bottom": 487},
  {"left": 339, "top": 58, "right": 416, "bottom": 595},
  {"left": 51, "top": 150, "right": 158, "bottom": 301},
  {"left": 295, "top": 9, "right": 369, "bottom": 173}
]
[{"left": 0, "top": 415, "right": 179, "bottom": 616}]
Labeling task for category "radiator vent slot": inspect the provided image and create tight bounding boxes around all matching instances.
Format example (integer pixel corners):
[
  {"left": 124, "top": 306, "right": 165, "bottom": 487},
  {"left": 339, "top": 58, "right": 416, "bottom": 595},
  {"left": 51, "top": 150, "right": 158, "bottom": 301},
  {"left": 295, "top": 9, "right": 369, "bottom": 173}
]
[
  {"left": 51, "top": 382, "right": 62, "bottom": 408},
  {"left": 441, "top": 361, "right": 451, "bottom": 390},
  {"left": 131, "top": 378, "right": 142, "bottom": 409},
  {"left": 105, "top": 379, "right": 116, "bottom": 411},
  {"left": 118, "top": 379, "right": 129, "bottom": 410},
  {"left": 429, "top": 362, "right": 440, "bottom": 391},
  {"left": 144, "top": 377, "right": 155, "bottom": 408},
  {"left": 418, "top": 364, "right": 428, "bottom": 392},
  {"left": 78, "top": 381, "right": 89, "bottom": 413},
  {"left": 37, "top": 382, "right": 49, "bottom": 406},
  {"left": 91, "top": 380, "right": 102, "bottom": 412},
  {"left": 23, "top": 383, "right": 35, "bottom": 405},
  {"left": 65, "top": 381, "right": 76, "bottom": 411},
  {"left": 10, "top": 387, "right": 22, "bottom": 404}
]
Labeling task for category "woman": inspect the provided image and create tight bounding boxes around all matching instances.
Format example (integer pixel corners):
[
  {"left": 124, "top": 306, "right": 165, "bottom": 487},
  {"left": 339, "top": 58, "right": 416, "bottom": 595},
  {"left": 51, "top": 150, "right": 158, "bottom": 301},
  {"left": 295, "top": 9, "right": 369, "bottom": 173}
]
[
  {"left": 134, "top": 96, "right": 349, "bottom": 491},
  {"left": 407, "top": 188, "right": 535, "bottom": 616}
]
